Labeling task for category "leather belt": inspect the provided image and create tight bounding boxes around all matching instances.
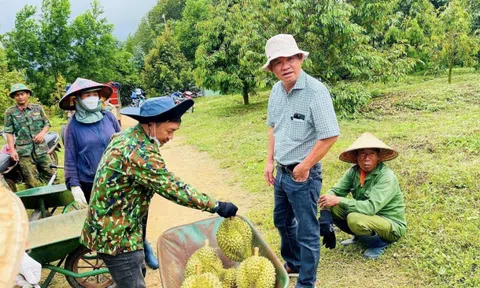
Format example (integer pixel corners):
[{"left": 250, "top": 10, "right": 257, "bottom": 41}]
[{"left": 278, "top": 163, "right": 299, "bottom": 174}]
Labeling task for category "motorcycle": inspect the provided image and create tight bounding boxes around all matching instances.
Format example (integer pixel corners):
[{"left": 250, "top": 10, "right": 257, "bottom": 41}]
[
  {"left": 0, "top": 131, "right": 62, "bottom": 192},
  {"left": 171, "top": 92, "right": 194, "bottom": 113},
  {"left": 183, "top": 90, "right": 202, "bottom": 98}
]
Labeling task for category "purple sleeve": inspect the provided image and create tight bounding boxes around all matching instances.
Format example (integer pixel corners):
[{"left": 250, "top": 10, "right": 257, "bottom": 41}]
[
  {"left": 105, "top": 111, "right": 121, "bottom": 133},
  {"left": 64, "top": 121, "right": 80, "bottom": 189},
  {"left": 112, "top": 113, "right": 121, "bottom": 132}
]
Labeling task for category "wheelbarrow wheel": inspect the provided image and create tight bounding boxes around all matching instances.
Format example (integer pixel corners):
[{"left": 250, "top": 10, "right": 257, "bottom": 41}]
[{"left": 65, "top": 245, "right": 114, "bottom": 288}]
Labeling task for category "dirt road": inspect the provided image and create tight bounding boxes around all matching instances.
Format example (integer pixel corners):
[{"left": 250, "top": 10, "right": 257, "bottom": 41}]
[{"left": 121, "top": 116, "right": 255, "bottom": 287}]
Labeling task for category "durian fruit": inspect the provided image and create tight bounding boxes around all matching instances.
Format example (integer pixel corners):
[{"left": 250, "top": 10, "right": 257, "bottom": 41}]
[
  {"left": 182, "top": 265, "right": 223, "bottom": 288},
  {"left": 236, "top": 247, "right": 276, "bottom": 288},
  {"left": 219, "top": 268, "right": 237, "bottom": 288},
  {"left": 184, "top": 239, "right": 223, "bottom": 278},
  {"left": 216, "top": 217, "right": 253, "bottom": 261}
]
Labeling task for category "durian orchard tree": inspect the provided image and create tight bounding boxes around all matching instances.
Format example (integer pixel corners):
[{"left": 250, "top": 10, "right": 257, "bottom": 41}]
[
  {"left": 434, "top": 0, "right": 479, "bottom": 83},
  {"left": 142, "top": 29, "right": 194, "bottom": 96},
  {"left": 194, "top": 0, "right": 271, "bottom": 105}
]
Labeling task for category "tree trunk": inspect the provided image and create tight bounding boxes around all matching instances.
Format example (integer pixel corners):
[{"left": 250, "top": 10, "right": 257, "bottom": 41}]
[
  {"left": 242, "top": 81, "right": 249, "bottom": 105},
  {"left": 448, "top": 62, "right": 453, "bottom": 84}
]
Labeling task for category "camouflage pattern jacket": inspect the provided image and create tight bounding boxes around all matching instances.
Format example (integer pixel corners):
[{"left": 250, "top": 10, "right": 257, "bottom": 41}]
[
  {"left": 80, "top": 124, "right": 217, "bottom": 255},
  {"left": 3, "top": 104, "right": 51, "bottom": 156}
]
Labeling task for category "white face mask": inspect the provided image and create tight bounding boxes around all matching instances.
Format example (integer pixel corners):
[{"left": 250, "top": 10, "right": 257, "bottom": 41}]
[
  {"left": 148, "top": 124, "right": 163, "bottom": 149},
  {"left": 82, "top": 96, "right": 99, "bottom": 110}
]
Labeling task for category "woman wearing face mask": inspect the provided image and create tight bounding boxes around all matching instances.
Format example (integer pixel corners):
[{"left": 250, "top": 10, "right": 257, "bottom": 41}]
[{"left": 59, "top": 78, "right": 121, "bottom": 205}]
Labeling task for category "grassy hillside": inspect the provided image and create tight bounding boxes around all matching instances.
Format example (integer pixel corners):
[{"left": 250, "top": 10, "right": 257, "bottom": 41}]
[{"left": 177, "top": 72, "right": 480, "bottom": 287}]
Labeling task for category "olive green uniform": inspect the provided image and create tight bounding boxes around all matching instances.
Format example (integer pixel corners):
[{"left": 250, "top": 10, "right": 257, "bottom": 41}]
[{"left": 4, "top": 104, "right": 56, "bottom": 188}]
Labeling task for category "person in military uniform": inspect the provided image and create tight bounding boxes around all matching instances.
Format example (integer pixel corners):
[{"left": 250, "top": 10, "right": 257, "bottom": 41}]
[
  {"left": 80, "top": 97, "right": 239, "bottom": 288},
  {"left": 4, "top": 83, "right": 56, "bottom": 188}
]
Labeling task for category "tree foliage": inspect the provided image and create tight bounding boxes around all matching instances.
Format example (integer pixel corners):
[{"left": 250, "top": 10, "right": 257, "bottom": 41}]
[
  {"left": 195, "top": 0, "right": 275, "bottom": 105},
  {"left": 434, "top": 0, "right": 479, "bottom": 82},
  {"left": 0, "top": 48, "right": 23, "bottom": 123},
  {"left": 1, "top": 0, "right": 139, "bottom": 105},
  {"left": 142, "top": 30, "right": 193, "bottom": 96},
  {"left": 175, "top": 0, "right": 212, "bottom": 62},
  {"left": 69, "top": 0, "right": 118, "bottom": 82}
]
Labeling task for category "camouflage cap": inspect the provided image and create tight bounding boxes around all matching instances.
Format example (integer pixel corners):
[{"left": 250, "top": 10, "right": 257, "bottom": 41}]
[{"left": 9, "top": 83, "right": 32, "bottom": 98}]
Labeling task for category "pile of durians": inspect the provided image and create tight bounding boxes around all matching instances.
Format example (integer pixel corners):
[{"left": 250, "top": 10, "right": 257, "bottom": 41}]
[{"left": 181, "top": 217, "right": 276, "bottom": 288}]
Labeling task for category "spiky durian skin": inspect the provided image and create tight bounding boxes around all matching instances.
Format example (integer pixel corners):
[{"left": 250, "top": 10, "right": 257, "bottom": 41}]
[
  {"left": 236, "top": 255, "right": 276, "bottom": 288},
  {"left": 181, "top": 273, "right": 223, "bottom": 288},
  {"left": 216, "top": 217, "right": 253, "bottom": 261},
  {"left": 184, "top": 245, "right": 223, "bottom": 277},
  {"left": 220, "top": 268, "right": 237, "bottom": 288}
]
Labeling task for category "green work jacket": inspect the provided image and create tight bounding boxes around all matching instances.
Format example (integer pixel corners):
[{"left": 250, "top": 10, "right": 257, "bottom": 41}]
[{"left": 327, "top": 162, "right": 407, "bottom": 237}]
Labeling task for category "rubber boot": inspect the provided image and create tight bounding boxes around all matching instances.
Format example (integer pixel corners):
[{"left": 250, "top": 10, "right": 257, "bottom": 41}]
[
  {"left": 357, "top": 232, "right": 389, "bottom": 259},
  {"left": 340, "top": 236, "right": 358, "bottom": 246},
  {"left": 143, "top": 240, "right": 159, "bottom": 269}
]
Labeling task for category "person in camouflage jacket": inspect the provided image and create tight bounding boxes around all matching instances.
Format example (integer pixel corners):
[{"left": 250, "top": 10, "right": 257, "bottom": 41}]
[
  {"left": 80, "top": 97, "right": 239, "bottom": 288},
  {"left": 4, "top": 84, "right": 56, "bottom": 188}
]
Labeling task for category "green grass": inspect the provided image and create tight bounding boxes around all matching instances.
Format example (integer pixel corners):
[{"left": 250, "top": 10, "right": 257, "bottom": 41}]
[{"left": 176, "top": 71, "right": 480, "bottom": 287}]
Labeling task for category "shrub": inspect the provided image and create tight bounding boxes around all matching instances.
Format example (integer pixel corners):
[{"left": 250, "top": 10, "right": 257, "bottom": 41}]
[{"left": 330, "top": 82, "right": 371, "bottom": 119}]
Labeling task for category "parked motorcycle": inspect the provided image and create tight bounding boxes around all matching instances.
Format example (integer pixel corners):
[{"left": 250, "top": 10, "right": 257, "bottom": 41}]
[
  {"left": 0, "top": 131, "right": 62, "bottom": 192},
  {"left": 170, "top": 92, "right": 194, "bottom": 113}
]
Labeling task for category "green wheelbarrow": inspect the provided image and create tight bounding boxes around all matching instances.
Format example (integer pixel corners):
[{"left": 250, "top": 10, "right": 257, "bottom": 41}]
[
  {"left": 27, "top": 209, "right": 113, "bottom": 288},
  {"left": 16, "top": 183, "right": 77, "bottom": 219},
  {"left": 157, "top": 215, "right": 289, "bottom": 288}
]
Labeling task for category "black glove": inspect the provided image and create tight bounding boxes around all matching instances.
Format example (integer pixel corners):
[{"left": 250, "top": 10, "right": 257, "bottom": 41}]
[
  {"left": 319, "top": 210, "right": 336, "bottom": 249},
  {"left": 214, "top": 201, "right": 238, "bottom": 218}
]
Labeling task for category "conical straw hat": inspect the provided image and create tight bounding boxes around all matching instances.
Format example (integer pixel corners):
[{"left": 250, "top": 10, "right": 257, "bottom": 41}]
[
  {"left": 59, "top": 78, "right": 113, "bottom": 111},
  {"left": 339, "top": 133, "right": 398, "bottom": 163},
  {"left": 0, "top": 185, "right": 29, "bottom": 287}
]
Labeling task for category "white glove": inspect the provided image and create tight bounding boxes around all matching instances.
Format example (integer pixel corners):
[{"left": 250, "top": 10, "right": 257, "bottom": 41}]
[
  {"left": 16, "top": 253, "right": 41, "bottom": 287},
  {"left": 15, "top": 275, "right": 40, "bottom": 288},
  {"left": 71, "top": 186, "right": 88, "bottom": 205}
]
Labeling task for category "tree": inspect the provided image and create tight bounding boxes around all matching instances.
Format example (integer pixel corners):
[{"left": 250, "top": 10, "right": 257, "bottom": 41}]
[
  {"left": 1, "top": 5, "right": 41, "bottom": 96},
  {"left": 49, "top": 74, "right": 67, "bottom": 118},
  {"left": 38, "top": 0, "right": 71, "bottom": 103},
  {"left": 69, "top": 0, "right": 118, "bottom": 82},
  {"left": 0, "top": 48, "right": 23, "bottom": 123},
  {"left": 175, "top": 0, "right": 212, "bottom": 63},
  {"left": 285, "top": 1, "right": 374, "bottom": 83},
  {"left": 467, "top": 0, "right": 480, "bottom": 32},
  {"left": 382, "top": 0, "right": 439, "bottom": 71},
  {"left": 195, "top": 0, "right": 274, "bottom": 105},
  {"left": 349, "top": 0, "right": 398, "bottom": 48},
  {"left": 434, "top": 0, "right": 479, "bottom": 83},
  {"left": 142, "top": 30, "right": 193, "bottom": 96},
  {"left": 147, "top": 0, "right": 186, "bottom": 36}
]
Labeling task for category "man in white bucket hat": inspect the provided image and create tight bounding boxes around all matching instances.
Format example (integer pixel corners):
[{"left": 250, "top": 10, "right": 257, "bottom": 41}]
[
  {"left": 263, "top": 34, "right": 339, "bottom": 287},
  {"left": 319, "top": 133, "right": 407, "bottom": 259}
]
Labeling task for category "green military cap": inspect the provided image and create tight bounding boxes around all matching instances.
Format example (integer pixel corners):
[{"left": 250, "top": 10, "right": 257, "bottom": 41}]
[{"left": 9, "top": 83, "right": 32, "bottom": 98}]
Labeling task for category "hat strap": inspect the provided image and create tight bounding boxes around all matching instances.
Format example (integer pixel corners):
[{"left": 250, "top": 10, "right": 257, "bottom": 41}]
[{"left": 70, "top": 96, "right": 76, "bottom": 107}]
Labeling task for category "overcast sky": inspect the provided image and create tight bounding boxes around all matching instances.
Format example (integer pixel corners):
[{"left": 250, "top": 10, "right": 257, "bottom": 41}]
[{"left": 0, "top": 0, "right": 157, "bottom": 40}]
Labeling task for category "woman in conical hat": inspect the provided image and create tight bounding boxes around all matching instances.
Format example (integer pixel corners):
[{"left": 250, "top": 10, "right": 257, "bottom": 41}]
[
  {"left": 59, "top": 78, "right": 121, "bottom": 206},
  {"left": 319, "top": 133, "right": 406, "bottom": 260}
]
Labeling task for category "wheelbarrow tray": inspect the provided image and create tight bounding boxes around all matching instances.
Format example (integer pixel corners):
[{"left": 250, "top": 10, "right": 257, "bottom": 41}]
[
  {"left": 157, "top": 215, "right": 289, "bottom": 288},
  {"left": 16, "top": 184, "right": 74, "bottom": 210},
  {"left": 27, "top": 209, "right": 87, "bottom": 264}
]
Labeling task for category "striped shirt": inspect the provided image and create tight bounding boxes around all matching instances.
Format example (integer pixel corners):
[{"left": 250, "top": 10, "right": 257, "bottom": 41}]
[{"left": 267, "top": 70, "right": 339, "bottom": 165}]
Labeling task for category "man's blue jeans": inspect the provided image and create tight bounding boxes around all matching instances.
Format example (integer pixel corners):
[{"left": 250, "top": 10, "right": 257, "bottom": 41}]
[
  {"left": 274, "top": 163, "right": 322, "bottom": 288},
  {"left": 99, "top": 250, "right": 146, "bottom": 288}
]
